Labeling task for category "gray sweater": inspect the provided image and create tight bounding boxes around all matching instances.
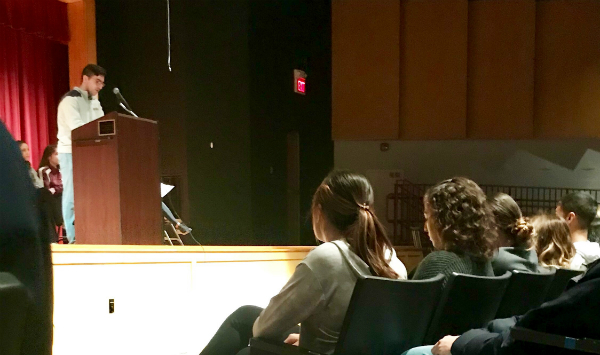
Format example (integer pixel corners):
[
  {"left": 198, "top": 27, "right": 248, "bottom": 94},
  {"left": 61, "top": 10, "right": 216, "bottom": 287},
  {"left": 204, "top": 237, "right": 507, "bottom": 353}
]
[
  {"left": 491, "top": 247, "right": 539, "bottom": 276},
  {"left": 412, "top": 250, "right": 494, "bottom": 285},
  {"left": 252, "top": 239, "right": 407, "bottom": 354}
]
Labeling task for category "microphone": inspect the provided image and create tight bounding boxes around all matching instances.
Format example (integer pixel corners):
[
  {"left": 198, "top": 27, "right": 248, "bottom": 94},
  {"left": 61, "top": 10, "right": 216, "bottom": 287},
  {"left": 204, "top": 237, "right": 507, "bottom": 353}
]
[{"left": 113, "top": 87, "right": 138, "bottom": 117}]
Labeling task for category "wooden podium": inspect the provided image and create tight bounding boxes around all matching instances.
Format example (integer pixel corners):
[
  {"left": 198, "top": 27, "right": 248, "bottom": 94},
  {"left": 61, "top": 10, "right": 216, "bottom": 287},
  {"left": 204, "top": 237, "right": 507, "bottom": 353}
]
[{"left": 72, "top": 112, "right": 162, "bottom": 244}]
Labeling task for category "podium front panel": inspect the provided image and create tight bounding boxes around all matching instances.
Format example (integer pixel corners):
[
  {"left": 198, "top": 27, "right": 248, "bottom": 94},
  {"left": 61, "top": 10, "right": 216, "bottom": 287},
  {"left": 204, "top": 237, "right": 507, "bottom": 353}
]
[
  {"left": 73, "top": 138, "right": 122, "bottom": 244},
  {"left": 73, "top": 112, "right": 162, "bottom": 245}
]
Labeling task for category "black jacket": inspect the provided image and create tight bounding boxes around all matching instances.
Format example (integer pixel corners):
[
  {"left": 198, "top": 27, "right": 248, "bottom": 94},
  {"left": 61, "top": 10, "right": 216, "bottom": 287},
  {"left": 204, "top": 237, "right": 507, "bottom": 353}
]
[
  {"left": 0, "top": 121, "right": 53, "bottom": 355},
  {"left": 451, "top": 258, "right": 600, "bottom": 355}
]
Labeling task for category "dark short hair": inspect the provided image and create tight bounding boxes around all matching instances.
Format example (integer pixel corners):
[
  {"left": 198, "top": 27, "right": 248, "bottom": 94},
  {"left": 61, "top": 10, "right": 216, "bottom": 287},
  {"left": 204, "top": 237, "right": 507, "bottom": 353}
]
[
  {"left": 559, "top": 192, "right": 598, "bottom": 229},
  {"left": 82, "top": 64, "right": 106, "bottom": 78}
]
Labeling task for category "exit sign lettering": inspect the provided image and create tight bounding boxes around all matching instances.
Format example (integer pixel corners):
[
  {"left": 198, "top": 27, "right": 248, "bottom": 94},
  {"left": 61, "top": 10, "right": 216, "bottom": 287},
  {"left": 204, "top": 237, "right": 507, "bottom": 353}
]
[{"left": 294, "top": 69, "right": 306, "bottom": 95}]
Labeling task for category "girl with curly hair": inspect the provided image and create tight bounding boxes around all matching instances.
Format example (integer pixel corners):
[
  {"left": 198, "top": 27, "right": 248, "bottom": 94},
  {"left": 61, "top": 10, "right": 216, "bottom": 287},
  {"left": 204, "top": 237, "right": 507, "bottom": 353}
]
[
  {"left": 412, "top": 177, "right": 496, "bottom": 284},
  {"left": 531, "top": 214, "right": 576, "bottom": 269},
  {"left": 489, "top": 193, "right": 539, "bottom": 275}
]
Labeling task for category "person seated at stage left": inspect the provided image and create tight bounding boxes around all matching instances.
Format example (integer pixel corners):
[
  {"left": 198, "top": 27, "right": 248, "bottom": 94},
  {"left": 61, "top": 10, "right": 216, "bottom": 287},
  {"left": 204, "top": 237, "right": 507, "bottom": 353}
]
[
  {"left": 199, "top": 170, "right": 407, "bottom": 355},
  {"left": 38, "top": 144, "right": 64, "bottom": 242},
  {"left": 17, "top": 140, "right": 43, "bottom": 189},
  {"left": 38, "top": 145, "right": 63, "bottom": 196}
]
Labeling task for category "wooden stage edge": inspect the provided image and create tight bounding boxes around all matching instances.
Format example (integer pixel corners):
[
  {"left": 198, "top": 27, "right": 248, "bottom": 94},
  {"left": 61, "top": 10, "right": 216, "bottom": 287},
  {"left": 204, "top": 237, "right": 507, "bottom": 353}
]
[
  {"left": 50, "top": 244, "right": 424, "bottom": 271},
  {"left": 51, "top": 244, "right": 423, "bottom": 355},
  {"left": 51, "top": 244, "right": 317, "bottom": 253}
]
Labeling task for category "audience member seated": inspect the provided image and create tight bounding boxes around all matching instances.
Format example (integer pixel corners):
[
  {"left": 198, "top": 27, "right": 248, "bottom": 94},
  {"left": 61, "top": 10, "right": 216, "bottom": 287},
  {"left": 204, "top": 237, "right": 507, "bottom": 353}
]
[
  {"left": 17, "top": 141, "right": 43, "bottom": 189},
  {"left": 412, "top": 177, "right": 495, "bottom": 284},
  {"left": 38, "top": 145, "right": 63, "bottom": 197},
  {"left": 1, "top": 123, "right": 53, "bottom": 355},
  {"left": 588, "top": 206, "right": 600, "bottom": 243},
  {"left": 489, "top": 193, "right": 539, "bottom": 275},
  {"left": 556, "top": 192, "right": 600, "bottom": 270},
  {"left": 402, "top": 257, "right": 600, "bottom": 355},
  {"left": 198, "top": 170, "right": 407, "bottom": 355},
  {"left": 38, "top": 145, "right": 63, "bottom": 241},
  {"left": 17, "top": 141, "right": 58, "bottom": 243},
  {"left": 531, "top": 214, "right": 576, "bottom": 271}
]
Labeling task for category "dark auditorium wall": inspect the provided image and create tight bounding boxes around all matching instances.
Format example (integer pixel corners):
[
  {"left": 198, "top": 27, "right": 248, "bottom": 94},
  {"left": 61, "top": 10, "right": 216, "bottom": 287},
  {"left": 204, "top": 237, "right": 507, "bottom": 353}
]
[
  {"left": 249, "top": 1, "right": 333, "bottom": 245},
  {"left": 95, "top": 0, "right": 191, "bottom": 223},
  {"left": 96, "top": 0, "right": 332, "bottom": 245},
  {"left": 178, "top": 1, "right": 253, "bottom": 245}
]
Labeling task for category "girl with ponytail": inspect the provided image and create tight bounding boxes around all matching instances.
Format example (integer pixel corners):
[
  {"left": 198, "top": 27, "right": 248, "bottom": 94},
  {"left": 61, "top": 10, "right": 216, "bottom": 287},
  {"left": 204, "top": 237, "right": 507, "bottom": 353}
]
[
  {"left": 311, "top": 170, "right": 405, "bottom": 279},
  {"left": 489, "top": 193, "right": 540, "bottom": 275},
  {"left": 199, "top": 171, "right": 406, "bottom": 355}
]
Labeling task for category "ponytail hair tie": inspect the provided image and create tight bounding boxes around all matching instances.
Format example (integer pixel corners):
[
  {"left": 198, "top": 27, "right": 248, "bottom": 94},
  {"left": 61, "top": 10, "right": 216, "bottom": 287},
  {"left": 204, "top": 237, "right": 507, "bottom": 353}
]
[{"left": 358, "top": 203, "right": 370, "bottom": 211}]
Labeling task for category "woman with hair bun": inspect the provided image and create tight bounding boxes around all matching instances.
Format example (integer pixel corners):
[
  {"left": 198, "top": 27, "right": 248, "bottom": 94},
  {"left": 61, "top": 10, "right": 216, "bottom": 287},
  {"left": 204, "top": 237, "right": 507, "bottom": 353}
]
[
  {"left": 489, "top": 193, "right": 539, "bottom": 275},
  {"left": 412, "top": 177, "right": 496, "bottom": 285}
]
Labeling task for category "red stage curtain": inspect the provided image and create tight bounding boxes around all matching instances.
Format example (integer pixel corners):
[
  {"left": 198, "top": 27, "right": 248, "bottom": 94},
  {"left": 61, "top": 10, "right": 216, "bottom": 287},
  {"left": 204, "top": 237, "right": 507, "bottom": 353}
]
[
  {"left": 0, "top": 0, "right": 69, "bottom": 168},
  {"left": 0, "top": 0, "right": 68, "bottom": 43}
]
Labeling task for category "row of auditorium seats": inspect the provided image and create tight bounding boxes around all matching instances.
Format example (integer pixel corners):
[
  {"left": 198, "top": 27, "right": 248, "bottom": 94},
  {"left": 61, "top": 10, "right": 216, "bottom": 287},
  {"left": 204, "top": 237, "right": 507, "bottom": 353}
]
[{"left": 250, "top": 268, "right": 584, "bottom": 355}]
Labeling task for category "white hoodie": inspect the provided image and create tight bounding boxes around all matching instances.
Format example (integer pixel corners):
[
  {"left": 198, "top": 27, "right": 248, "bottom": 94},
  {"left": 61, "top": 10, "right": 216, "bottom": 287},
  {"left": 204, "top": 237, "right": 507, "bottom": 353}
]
[
  {"left": 56, "top": 87, "right": 104, "bottom": 154},
  {"left": 571, "top": 240, "right": 600, "bottom": 271}
]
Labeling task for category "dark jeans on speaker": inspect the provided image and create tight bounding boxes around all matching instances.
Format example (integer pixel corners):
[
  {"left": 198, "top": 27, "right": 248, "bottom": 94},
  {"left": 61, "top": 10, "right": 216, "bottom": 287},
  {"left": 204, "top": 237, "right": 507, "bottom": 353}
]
[{"left": 199, "top": 305, "right": 299, "bottom": 355}]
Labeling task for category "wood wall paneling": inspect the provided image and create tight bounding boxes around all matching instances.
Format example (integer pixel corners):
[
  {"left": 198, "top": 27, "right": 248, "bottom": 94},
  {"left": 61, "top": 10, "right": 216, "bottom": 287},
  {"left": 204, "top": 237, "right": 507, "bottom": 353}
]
[
  {"left": 67, "top": 0, "right": 97, "bottom": 88},
  {"left": 534, "top": 0, "right": 600, "bottom": 138},
  {"left": 399, "top": 0, "right": 468, "bottom": 140},
  {"left": 467, "top": 0, "right": 536, "bottom": 139},
  {"left": 332, "top": 0, "right": 400, "bottom": 140}
]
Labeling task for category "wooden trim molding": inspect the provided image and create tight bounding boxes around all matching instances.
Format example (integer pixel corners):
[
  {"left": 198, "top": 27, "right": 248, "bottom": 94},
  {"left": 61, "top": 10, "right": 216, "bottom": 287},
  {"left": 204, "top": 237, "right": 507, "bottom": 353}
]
[{"left": 66, "top": 0, "right": 97, "bottom": 88}]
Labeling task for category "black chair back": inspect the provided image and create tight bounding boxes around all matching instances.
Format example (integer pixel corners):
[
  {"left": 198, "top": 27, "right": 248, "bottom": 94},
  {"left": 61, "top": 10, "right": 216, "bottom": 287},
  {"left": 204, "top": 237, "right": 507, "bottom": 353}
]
[
  {"left": 0, "top": 272, "right": 30, "bottom": 355},
  {"left": 424, "top": 272, "right": 511, "bottom": 344},
  {"left": 544, "top": 268, "right": 584, "bottom": 302},
  {"left": 334, "top": 274, "right": 445, "bottom": 355},
  {"left": 495, "top": 270, "right": 555, "bottom": 318}
]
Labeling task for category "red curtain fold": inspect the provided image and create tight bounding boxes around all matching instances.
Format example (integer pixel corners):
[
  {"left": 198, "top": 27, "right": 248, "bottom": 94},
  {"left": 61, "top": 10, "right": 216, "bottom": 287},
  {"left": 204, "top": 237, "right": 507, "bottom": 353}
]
[
  {"left": 0, "top": 23, "right": 69, "bottom": 168},
  {"left": 0, "top": 0, "right": 69, "bottom": 43}
]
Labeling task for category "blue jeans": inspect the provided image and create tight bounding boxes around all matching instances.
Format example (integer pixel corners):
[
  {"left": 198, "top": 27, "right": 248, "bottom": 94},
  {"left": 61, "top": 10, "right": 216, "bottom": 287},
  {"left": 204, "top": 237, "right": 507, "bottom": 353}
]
[
  {"left": 402, "top": 345, "right": 434, "bottom": 355},
  {"left": 59, "top": 153, "right": 75, "bottom": 243}
]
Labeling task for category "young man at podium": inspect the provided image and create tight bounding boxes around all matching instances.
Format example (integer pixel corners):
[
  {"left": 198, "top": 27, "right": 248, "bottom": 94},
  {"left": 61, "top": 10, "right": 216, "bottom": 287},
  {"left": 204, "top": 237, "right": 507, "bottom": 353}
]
[{"left": 56, "top": 64, "right": 106, "bottom": 243}]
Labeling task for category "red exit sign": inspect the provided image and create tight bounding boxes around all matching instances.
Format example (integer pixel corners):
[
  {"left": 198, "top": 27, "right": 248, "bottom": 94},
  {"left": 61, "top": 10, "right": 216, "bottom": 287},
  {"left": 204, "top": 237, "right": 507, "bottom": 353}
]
[
  {"left": 294, "top": 69, "right": 306, "bottom": 95},
  {"left": 297, "top": 78, "right": 306, "bottom": 94}
]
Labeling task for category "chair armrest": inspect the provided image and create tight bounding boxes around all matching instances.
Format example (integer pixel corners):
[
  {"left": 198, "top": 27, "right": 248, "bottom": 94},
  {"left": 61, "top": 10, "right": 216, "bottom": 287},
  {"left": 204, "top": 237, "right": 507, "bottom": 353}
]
[
  {"left": 249, "top": 338, "right": 323, "bottom": 355},
  {"left": 511, "top": 327, "right": 600, "bottom": 354}
]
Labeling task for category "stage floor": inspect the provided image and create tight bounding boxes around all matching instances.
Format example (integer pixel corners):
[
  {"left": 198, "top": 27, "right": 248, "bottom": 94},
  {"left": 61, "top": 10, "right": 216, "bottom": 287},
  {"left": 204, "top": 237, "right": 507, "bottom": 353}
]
[{"left": 51, "top": 244, "right": 422, "bottom": 355}]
